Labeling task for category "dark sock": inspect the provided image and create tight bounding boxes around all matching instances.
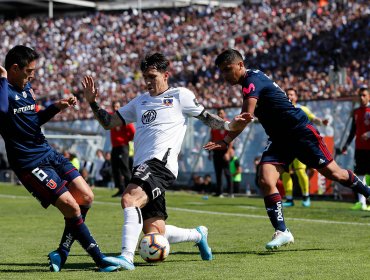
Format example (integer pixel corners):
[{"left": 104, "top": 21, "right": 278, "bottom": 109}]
[
  {"left": 343, "top": 170, "right": 370, "bottom": 197},
  {"left": 58, "top": 205, "right": 90, "bottom": 260},
  {"left": 65, "top": 215, "right": 105, "bottom": 266},
  {"left": 264, "top": 193, "right": 287, "bottom": 232}
]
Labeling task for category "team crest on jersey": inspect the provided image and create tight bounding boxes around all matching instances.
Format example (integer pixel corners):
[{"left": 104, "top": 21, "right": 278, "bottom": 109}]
[
  {"left": 22, "top": 91, "right": 27, "bottom": 98},
  {"left": 163, "top": 97, "right": 173, "bottom": 106},
  {"left": 243, "top": 83, "right": 255, "bottom": 96},
  {"left": 141, "top": 109, "right": 157, "bottom": 124}
]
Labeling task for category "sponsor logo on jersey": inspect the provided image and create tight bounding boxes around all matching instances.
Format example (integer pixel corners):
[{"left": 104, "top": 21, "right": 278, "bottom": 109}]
[
  {"left": 243, "top": 83, "right": 255, "bottom": 96},
  {"left": 15, "top": 94, "right": 20, "bottom": 100},
  {"left": 318, "top": 158, "right": 325, "bottom": 165},
  {"left": 141, "top": 110, "right": 157, "bottom": 124},
  {"left": 22, "top": 91, "right": 27, "bottom": 98},
  {"left": 13, "top": 104, "right": 36, "bottom": 114},
  {"left": 163, "top": 98, "right": 173, "bottom": 106}
]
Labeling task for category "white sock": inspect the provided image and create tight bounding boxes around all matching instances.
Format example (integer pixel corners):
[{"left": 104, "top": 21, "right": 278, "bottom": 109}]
[
  {"left": 164, "top": 225, "right": 201, "bottom": 244},
  {"left": 120, "top": 207, "right": 143, "bottom": 263}
]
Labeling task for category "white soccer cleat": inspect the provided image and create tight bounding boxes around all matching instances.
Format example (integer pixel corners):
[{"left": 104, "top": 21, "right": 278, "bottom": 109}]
[{"left": 265, "top": 229, "right": 294, "bottom": 250}]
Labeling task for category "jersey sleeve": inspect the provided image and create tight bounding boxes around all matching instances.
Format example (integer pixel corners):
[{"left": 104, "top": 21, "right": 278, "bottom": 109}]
[
  {"left": 0, "top": 78, "right": 9, "bottom": 113},
  {"left": 178, "top": 87, "right": 204, "bottom": 117},
  {"left": 117, "top": 97, "right": 137, "bottom": 124},
  {"left": 242, "top": 71, "right": 266, "bottom": 100}
]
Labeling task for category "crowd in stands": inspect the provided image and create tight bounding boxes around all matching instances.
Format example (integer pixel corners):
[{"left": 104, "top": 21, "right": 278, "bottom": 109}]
[{"left": 0, "top": 0, "right": 368, "bottom": 121}]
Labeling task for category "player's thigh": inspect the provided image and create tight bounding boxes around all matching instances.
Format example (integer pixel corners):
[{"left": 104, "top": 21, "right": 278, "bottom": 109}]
[
  {"left": 68, "top": 176, "right": 94, "bottom": 205},
  {"left": 143, "top": 217, "right": 166, "bottom": 234},
  {"left": 121, "top": 183, "right": 149, "bottom": 208}
]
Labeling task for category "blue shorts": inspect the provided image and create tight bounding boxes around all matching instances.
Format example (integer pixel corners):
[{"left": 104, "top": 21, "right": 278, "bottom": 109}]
[
  {"left": 14, "top": 150, "right": 80, "bottom": 208},
  {"left": 260, "top": 123, "right": 333, "bottom": 170}
]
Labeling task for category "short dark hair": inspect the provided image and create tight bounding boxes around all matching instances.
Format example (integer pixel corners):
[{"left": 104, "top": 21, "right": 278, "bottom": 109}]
[
  {"left": 286, "top": 88, "right": 297, "bottom": 95},
  {"left": 140, "top": 53, "right": 170, "bottom": 72},
  {"left": 359, "top": 87, "right": 368, "bottom": 94},
  {"left": 215, "top": 49, "right": 244, "bottom": 67},
  {"left": 5, "top": 45, "right": 40, "bottom": 70}
]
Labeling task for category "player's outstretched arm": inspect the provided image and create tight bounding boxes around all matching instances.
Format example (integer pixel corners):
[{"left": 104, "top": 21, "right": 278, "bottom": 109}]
[
  {"left": 82, "top": 75, "right": 123, "bottom": 130},
  {"left": 195, "top": 110, "right": 228, "bottom": 130},
  {"left": 0, "top": 66, "right": 8, "bottom": 113}
]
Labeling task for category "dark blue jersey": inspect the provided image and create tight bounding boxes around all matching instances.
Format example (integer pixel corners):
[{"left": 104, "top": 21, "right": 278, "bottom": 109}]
[
  {"left": 242, "top": 69, "right": 309, "bottom": 140},
  {"left": 0, "top": 80, "right": 60, "bottom": 169}
]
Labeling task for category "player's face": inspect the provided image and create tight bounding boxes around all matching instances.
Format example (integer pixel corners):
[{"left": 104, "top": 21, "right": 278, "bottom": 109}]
[
  {"left": 12, "top": 60, "right": 36, "bottom": 89},
  {"left": 143, "top": 68, "right": 169, "bottom": 96},
  {"left": 359, "top": 90, "right": 369, "bottom": 106},
  {"left": 219, "top": 61, "right": 244, "bottom": 85},
  {"left": 286, "top": 90, "right": 298, "bottom": 105}
]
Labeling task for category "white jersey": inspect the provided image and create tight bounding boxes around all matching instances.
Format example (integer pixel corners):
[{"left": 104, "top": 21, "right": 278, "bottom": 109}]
[{"left": 117, "top": 87, "right": 204, "bottom": 177}]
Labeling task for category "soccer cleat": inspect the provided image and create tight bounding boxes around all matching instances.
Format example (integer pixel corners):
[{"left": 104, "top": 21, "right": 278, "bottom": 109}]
[
  {"left": 351, "top": 202, "right": 364, "bottom": 211},
  {"left": 282, "top": 200, "right": 294, "bottom": 207},
  {"left": 301, "top": 198, "right": 311, "bottom": 207},
  {"left": 98, "top": 256, "right": 130, "bottom": 272},
  {"left": 109, "top": 255, "right": 135, "bottom": 271},
  {"left": 265, "top": 229, "right": 294, "bottom": 250},
  {"left": 195, "top": 226, "right": 213, "bottom": 260},
  {"left": 48, "top": 250, "right": 65, "bottom": 272}
]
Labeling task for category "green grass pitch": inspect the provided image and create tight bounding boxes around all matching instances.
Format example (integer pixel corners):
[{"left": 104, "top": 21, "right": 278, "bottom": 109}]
[{"left": 1, "top": 183, "right": 370, "bottom": 280}]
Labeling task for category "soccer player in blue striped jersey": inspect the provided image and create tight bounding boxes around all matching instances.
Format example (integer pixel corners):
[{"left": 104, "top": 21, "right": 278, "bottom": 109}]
[
  {"left": 204, "top": 49, "right": 370, "bottom": 250},
  {"left": 0, "top": 45, "right": 123, "bottom": 272}
]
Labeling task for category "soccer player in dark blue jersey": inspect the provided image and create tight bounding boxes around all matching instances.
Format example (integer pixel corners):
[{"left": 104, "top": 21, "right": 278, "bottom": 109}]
[
  {"left": 0, "top": 45, "right": 123, "bottom": 272},
  {"left": 204, "top": 49, "right": 370, "bottom": 249}
]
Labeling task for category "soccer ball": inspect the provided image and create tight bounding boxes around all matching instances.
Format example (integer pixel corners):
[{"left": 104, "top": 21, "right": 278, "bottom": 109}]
[{"left": 139, "top": 233, "right": 170, "bottom": 263}]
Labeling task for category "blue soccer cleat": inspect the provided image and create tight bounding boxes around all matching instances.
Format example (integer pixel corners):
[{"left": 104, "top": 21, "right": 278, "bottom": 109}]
[
  {"left": 302, "top": 198, "right": 311, "bottom": 207},
  {"left": 282, "top": 200, "right": 294, "bottom": 207},
  {"left": 104, "top": 255, "right": 135, "bottom": 271},
  {"left": 98, "top": 256, "right": 130, "bottom": 272},
  {"left": 265, "top": 229, "right": 294, "bottom": 250},
  {"left": 195, "top": 226, "right": 213, "bottom": 260},
  {"left": 48, "top": 250, "right": 65, "bottom": 272}
]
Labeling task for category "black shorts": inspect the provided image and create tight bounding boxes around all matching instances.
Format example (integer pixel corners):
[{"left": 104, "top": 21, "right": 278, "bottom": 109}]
[
  {"left": 130, "top": 158, "right": 176, "bottom": 221},
  {"left": 354, "top": 149, "right": 370, "bottom": 175}
]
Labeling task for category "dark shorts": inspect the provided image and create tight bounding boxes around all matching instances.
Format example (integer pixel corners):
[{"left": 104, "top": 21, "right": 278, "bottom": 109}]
[
  {"left": 130, "top": 158, "right": 176, "bottom": 221},
  {"left": 354, "top": 149, "right": 370, "bottom": 175},
  {"left": 14, "top": 150, "right": 80, "bottom": 209},
  {"left": 260, "top": 123, "right": 333, "bottom": 170}
]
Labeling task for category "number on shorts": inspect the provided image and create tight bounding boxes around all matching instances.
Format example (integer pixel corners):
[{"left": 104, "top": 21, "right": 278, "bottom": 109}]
[{"left": 32, "top": 167, "right": 48, "bottom": 181}]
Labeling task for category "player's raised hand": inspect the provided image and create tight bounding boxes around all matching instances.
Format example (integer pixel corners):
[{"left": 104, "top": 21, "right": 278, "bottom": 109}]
[
  {"left": 81, "top": 76, "right": 98, "bottom": 103},
  {"left": 229, "top": 112, "right": 254, "bottom": 131},
  {"left": 55, "top": 96, "right": 77, "bottom": 110},
  {"left": 0, "top": 66, "right": 7, "bottom": 78},
  {"left": 203, "top": 140, "right": 228, "bottom": 151}
]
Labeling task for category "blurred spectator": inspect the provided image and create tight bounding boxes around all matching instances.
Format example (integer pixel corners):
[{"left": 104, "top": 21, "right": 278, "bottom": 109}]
[
  {"left": 100, "top": 151, "right": 113, "bottom": 188},
  {"left": 110, "top": 101, "right": 135, "bottom": 197},
  {"left": 92, "top": 149, "right": 105, "bottom": 187}
]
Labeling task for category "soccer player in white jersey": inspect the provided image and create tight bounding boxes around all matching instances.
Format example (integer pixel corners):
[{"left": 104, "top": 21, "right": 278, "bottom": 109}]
[{"left": 82, "top": 53, "right": 248, "bottom": 270}]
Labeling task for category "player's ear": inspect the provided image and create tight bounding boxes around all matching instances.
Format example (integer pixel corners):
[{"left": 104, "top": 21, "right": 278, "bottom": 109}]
[
  {"left": 238, "top": 60, "right": 244, "bottom": 70},
  {"left": 9, "top": 64, "right": 19, "bottom": 73}
]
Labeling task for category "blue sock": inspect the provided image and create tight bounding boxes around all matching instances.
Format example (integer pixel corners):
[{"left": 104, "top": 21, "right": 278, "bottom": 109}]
[
  {"left": 58, "top": 205, "right": 90, "bottom": 260},
  {"left": 264, "top": 193, "right": 287, "bottom": 232},
  {"left": 65, "top": 215, "right": 105, "bottom": 266},
  {"left": 344, "top": 170, "right": 370, "bottom": 197}
]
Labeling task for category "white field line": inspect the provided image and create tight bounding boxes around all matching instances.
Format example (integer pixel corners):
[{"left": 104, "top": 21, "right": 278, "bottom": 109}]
[{"left": 1, "top": 194, "right": 370, "bottom": 227}]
